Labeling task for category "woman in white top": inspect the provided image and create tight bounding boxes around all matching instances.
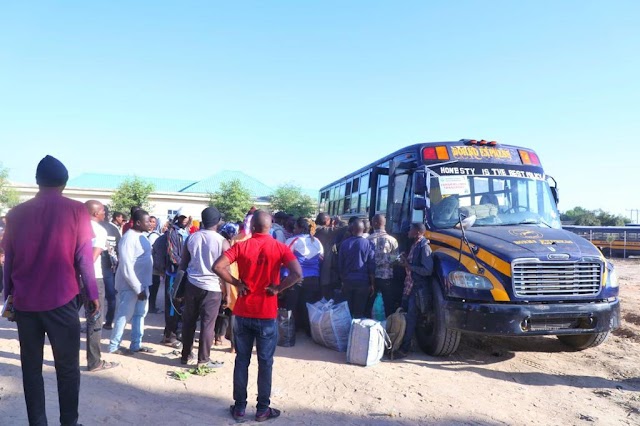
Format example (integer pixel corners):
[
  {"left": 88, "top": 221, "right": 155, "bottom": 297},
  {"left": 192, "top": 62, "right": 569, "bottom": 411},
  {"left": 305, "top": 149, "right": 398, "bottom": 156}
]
[{"left": 284, "top": 217, "right": 324, "bottom": 335}]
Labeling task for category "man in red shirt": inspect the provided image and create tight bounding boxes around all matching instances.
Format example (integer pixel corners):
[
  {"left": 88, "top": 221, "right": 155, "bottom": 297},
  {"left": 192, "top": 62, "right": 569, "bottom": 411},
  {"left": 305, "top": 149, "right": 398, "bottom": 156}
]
[
  {"left": 2, "top": 155, "right": 99, "bottom": 426},
  {"left": 214, "top": 210, "right": 302, "bottom": 423}
]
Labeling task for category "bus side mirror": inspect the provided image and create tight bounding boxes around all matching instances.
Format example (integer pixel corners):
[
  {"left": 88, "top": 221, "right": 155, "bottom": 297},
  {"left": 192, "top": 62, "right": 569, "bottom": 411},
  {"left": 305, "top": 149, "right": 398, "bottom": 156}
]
[
  {"left": 414, "top": 174, "right": 427, "bottom": 195},
  {"left": 551, "top": 187, "right": 559, "bottom": 205},
  {"left": 547, "top": 175, "right": 559, "bottom": 205},
  {"left": 413, "top": 196, "right": 427, "bottom": 210}
]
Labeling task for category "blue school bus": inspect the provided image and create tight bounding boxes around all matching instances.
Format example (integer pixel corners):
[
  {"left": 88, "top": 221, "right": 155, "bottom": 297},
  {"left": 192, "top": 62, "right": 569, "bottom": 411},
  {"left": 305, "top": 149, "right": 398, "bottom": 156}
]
[{"left": 319, "top": 139, "right": 620, "bottom": 356}]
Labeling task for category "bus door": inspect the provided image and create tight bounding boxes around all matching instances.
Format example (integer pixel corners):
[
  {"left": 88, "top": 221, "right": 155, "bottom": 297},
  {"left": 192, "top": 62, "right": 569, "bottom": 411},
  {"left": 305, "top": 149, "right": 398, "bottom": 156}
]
[
  {"left": 371, "top": 162, "right": 389, "bottom": 220},
  {"left": 388, "top": 153, "right": 422, "bottom": 235}
]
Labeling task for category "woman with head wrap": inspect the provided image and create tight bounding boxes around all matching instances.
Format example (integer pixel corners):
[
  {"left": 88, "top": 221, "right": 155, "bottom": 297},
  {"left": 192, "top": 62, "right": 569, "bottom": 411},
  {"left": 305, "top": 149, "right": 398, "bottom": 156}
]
[{"left": 214, "top": 222, "right": 240, "bottom": 350}]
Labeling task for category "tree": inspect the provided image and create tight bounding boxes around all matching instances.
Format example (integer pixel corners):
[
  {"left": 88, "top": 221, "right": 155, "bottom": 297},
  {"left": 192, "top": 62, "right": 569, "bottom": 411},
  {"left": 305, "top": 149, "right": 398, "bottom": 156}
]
[
  {"left": 605, "top": 233, "right": 616, "bottom": 258},
  {"left": 0, "top": 163, "right": 20, "bottom": 214},
  {"left": 560, "top": 206, "right": 630, "bottom": 226},
  {"left": 574, "top": 212, "right": 601, "bottom": 226},
  {"left": 596, "top": 209, "right": 628, "bottom": 226},
  {"left": 270, "top": 184, "right": 316, "bottom": 218},
  {"left": 110, "top": 177, "right": 155, "bottom": 215},
  {"left": 561, "top": 206, "right": 594, "bottom": 223},
  {"left": 209, "top": 179, "right": 252, "bottom": 223}
]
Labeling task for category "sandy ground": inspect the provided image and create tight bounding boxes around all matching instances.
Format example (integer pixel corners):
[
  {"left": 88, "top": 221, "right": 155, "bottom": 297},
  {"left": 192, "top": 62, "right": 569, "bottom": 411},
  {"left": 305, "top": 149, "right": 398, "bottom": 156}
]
[{"left": 1, "top": 259, "right": 639, "bottom": 425}]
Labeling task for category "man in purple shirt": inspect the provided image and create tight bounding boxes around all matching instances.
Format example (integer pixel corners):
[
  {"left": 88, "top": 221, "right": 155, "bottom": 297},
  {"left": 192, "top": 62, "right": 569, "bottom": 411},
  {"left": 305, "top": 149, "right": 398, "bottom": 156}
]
[
  {"left": 337, "top": 218, "right": 375, "bottom": 318},
  {"left": 2, "top": 155, "right": 99, "bottom": 426}
]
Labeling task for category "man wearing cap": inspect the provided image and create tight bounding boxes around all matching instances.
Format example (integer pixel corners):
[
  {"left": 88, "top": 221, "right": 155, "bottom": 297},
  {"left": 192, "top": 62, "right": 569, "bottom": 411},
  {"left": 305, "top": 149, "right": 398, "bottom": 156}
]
[
  {"left": 2, "top": 155, "right": 99, "bottom": 426},
  {"left": 179, "top": 206, "right": 228, "bottom": 368}
]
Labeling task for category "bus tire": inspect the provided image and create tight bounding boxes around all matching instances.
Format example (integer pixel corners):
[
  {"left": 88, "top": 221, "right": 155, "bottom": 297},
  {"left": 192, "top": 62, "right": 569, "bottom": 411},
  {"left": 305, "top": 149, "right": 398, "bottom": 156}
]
[
  {"left": 557, "top": 332, "right": 609, "bottom": 350},
  {"left": 415, "top": 279, "right": 461, "bottom": 356}
]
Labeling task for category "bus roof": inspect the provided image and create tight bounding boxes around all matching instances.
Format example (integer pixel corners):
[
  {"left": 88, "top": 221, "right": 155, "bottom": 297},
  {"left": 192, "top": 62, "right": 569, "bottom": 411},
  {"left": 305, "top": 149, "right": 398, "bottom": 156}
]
[{"left": 319, "top": 140, "right": 538, "bottom": 191}]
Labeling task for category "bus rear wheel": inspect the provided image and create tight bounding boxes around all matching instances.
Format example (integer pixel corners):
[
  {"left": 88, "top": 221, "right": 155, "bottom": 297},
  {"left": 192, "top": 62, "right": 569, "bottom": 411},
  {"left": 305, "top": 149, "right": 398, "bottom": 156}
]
[
  {"left": 557, "top": 332, "right": 609, "bottom": 350},
  {"left": 415, "top": 279, "right": 461, "bottom": 356}
]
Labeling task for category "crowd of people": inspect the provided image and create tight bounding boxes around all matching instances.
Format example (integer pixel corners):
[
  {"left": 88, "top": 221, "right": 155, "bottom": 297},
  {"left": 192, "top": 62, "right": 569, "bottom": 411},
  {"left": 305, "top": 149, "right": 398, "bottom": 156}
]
[{"left": 1, "top": 155, "right": 435, "bottom": 425}]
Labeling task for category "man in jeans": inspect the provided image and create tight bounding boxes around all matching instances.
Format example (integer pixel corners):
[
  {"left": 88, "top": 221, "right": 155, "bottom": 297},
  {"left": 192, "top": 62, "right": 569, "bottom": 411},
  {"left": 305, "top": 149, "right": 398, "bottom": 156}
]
[
  {"left": 214, "top": 210, "right": 302, "bottom": 422},
  {"left": 397, "top": 223, "right": 433, "bottom": 358},
  {"left": 109, "top": 209, "right": 155, "bottom": 355},
  {"left": 2, "top": 155, "right": 100, "bottom": 426}
]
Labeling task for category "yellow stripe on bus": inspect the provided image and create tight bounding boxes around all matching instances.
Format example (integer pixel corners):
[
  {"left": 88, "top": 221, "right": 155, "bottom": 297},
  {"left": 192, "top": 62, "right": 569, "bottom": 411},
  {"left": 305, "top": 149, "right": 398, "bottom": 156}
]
[
  {"left": 427, "top": 231, "right": 512, "bottom": 277},
  {"left": 435, "top": 247, "right": 510, "bottom": 301}
]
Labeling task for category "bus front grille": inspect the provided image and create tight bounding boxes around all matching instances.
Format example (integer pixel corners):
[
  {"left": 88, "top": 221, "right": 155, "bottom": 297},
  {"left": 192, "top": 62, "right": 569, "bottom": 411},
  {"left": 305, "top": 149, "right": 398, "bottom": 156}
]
[{"left": 512, "top": 259, "right": 602, "bottom": 298}]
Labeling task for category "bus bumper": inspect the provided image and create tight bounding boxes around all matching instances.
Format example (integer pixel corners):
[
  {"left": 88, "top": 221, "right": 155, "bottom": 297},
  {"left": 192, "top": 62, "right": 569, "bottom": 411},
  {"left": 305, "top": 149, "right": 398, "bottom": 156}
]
[{"left": 444, "top": 298, "right": 620, "bottom": 336}]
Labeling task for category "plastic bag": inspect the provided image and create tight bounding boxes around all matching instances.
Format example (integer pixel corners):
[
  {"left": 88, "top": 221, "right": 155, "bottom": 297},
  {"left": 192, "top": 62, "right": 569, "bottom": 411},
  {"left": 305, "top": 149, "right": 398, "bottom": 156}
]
[
  {"left": 307, "top": 298, "right": 352, "bottom": 352},
  {"left": 346, "top": 319, "right": 391, "bottom": 366},
  {"left": 277, "top": 309, "right": 296, "bottom": 347},
  {"left": 371, "top": 292, "right": 386, "bottom": 322}
]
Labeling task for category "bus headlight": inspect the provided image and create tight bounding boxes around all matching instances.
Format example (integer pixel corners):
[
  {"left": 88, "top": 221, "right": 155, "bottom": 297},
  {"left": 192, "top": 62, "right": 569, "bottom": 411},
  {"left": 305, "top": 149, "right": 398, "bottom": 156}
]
[
  {"left": 606, "top": 263, "right": 619, "bottom": 288},
  {"left": 449, "top": 271, "right": 494, "bottom": 290}
]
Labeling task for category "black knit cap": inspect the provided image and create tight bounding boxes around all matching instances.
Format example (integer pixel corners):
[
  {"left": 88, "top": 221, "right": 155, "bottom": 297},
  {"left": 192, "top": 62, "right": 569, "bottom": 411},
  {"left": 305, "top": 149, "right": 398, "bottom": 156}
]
[
  {"left": 201, "top": 206, "right": 222, "bottom": 228},
  {"left": 35, "top": 155, "right": 69, "bottom": 187}
]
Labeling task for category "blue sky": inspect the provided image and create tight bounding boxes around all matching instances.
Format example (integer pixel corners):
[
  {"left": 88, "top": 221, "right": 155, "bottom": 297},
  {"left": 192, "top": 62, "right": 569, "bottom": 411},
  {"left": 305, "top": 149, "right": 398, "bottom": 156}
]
[{"left": 0, "top": 1, "right": 637, "bottom": 216}]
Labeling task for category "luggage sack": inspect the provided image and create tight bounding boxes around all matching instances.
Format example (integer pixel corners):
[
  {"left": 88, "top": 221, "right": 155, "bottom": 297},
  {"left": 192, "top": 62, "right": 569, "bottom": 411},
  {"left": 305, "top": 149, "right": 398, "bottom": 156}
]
[
  {"left": 307, "top": 299, "right": 352, "bottom": 352},
  {"left": 346, "top": 318, "right": 391, "bottom": 366}
]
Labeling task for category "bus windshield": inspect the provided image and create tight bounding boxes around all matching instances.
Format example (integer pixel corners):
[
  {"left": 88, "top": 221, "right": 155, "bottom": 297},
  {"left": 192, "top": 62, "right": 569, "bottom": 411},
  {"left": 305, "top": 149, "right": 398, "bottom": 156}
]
[{"left": 428, "top": 174, "right": 562, "bottom": 229}]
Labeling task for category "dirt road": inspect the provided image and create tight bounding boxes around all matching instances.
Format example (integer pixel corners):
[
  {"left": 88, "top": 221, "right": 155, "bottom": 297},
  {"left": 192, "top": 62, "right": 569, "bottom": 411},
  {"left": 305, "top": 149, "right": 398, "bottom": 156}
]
[{"left": 1, "top": 259, "right": 639, "bottom": 425}]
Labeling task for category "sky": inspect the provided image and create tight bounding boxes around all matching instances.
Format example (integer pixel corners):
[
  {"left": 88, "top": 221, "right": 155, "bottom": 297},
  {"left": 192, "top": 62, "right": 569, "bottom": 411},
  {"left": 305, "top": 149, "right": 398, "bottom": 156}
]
[{"left": 0, "top": 1, "right": 638, "bottom": 217}]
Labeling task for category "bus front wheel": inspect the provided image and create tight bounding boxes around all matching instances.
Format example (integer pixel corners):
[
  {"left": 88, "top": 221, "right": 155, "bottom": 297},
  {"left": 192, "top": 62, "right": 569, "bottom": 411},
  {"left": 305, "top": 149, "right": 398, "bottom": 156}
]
[
  {"left": 415, "top": 279, "right": 461, "bottom": 356},
  {"left": 557, "top": 332, "right": 609, "bottom": 350}
]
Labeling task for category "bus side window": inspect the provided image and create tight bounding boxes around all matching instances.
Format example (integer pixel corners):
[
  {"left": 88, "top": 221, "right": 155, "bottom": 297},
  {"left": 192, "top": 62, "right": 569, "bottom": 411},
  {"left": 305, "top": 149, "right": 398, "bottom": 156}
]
[
  {"left": 377, "top": 187, "right": 388, "bottom": 212},
  {"left": 377, "top": 174, "right": 389, "bottom": 212}
]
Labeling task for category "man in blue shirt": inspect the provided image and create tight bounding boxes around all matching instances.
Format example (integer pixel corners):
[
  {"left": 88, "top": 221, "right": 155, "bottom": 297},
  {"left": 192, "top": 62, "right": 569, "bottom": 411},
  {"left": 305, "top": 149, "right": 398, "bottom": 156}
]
[{"left": 337, "top": 219, "right": 375, "bottom": 318}]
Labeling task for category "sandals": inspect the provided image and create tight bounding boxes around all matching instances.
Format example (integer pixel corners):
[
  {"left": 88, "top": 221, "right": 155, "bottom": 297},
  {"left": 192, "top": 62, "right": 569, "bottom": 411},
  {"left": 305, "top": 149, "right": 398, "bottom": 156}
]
[
  {"left": 197, "top": 360, "right": 224, "bottom": 369},
  {"left": 133, "top": 346, "right": 157, "bottom": 354},
  {"left": 88, "top": 360, "right": 120, "bottom": 372},
  {"left": 255, "top": 407, "right": 281, "bottom": 422},
  {"left": 230, "top": 405, "right": 245, "bottom": 421}
]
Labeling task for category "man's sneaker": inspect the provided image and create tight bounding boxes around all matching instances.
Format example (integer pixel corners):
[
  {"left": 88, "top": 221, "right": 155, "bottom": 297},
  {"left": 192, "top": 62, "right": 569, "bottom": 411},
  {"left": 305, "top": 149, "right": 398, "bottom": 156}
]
[
  {"left": 180, "top": 353, "right": 196, "bottom": 365},
  {"left": 103, "top": 323, "right": 113, "bottom": 330},
  {"left": 161, "top": 336, "right": 183, "bottom": 349},
  {"left": 110, "top": 347, "right": 133, "bottom": 356},
  {"left": 88, "top": 360, "right": 120, "bottom": 372}
]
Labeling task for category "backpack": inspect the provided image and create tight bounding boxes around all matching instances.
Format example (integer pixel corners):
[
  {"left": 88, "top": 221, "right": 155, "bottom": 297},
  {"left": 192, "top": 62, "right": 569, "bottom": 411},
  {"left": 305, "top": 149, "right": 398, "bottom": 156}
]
[
  {"left": 385, "top": 308, "right": 407, "bottom": 359},
  {"left": 152, "top": 233, "right": 168, "bottom": 275}
]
